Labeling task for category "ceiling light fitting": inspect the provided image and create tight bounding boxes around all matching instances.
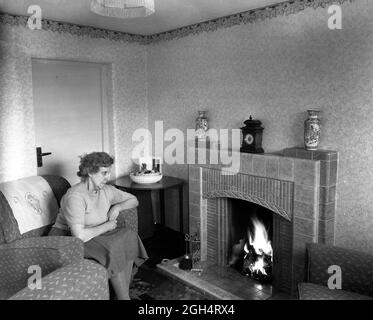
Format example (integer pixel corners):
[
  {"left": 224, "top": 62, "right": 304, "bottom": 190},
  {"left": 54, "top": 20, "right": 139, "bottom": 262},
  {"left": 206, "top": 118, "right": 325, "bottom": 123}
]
[{"left": 90, "top": 0, "right": 155, "bottom": 19}]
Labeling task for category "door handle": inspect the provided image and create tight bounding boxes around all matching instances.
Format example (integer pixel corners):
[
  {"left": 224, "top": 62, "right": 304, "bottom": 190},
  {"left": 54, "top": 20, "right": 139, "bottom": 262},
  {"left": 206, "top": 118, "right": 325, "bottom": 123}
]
[{"left": 36, "top": 147, "right": 52, "bottom": 167}]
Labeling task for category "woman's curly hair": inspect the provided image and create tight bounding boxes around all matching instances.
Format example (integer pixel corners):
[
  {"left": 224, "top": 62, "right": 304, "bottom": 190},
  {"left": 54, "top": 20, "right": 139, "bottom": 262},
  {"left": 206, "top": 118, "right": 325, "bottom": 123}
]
[{"left": 77, "top": 152, "right": 114, "bottom": 180}]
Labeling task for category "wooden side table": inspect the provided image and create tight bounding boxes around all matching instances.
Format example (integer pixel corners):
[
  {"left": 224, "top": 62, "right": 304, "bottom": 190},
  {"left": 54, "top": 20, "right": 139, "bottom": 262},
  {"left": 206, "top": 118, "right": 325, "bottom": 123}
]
[{"left": 113, "top": 176, "right": 185, "bottom": 238}]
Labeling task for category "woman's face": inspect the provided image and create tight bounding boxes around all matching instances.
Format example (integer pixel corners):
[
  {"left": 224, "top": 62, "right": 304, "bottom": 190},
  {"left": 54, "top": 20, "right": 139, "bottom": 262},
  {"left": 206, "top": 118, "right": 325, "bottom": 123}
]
[{"left": 88, "top": 166, "right": 112, "bottom": 190}]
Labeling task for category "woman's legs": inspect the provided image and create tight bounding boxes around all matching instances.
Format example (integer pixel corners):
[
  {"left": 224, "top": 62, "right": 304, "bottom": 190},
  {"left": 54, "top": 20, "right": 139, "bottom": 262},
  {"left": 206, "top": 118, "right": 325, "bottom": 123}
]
[{"left": 110, "top": 259, "right": 134, "bottom": 300}]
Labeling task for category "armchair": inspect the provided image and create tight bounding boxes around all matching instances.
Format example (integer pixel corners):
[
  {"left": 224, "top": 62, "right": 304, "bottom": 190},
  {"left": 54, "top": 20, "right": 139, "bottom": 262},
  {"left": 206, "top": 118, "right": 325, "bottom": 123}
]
[
  {"left": 298, "top": 243, "right": 373, "bottom": 300},
  {"left": 5, "top": 246, "right": 108, "bottom": 300},
  {"left": 0, "top": 175, "right": 139, "bottom": 300}
]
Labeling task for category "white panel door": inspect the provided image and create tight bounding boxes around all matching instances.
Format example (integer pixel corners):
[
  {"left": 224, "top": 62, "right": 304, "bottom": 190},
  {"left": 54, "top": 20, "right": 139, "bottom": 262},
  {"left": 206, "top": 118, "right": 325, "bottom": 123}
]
[{"left": 32, "top": 59, "right": 109, "bottom": 185}]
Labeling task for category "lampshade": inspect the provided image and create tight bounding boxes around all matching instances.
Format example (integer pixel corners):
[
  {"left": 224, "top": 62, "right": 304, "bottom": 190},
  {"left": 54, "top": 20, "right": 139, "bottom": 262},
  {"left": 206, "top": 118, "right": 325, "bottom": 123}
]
[{"left": 91, "top": 0, "right": 155, "bottom": 18}]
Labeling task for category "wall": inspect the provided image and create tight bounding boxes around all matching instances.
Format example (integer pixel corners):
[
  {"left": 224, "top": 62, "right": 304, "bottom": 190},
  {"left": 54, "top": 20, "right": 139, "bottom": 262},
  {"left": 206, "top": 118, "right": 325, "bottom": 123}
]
[
  {"left": 147, "top": 0, "right": 373, "bottom": 254},
  {"left": 0, "top": 23, "right": 147, "bottom": 182}
]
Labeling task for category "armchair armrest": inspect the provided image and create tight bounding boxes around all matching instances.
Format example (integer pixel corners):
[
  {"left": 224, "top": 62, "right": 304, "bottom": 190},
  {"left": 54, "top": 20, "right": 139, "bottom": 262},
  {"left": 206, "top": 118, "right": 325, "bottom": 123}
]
[
  {"left": 306, "top": 243, "right": 373, "bottom": 296},
  {"left": 0, "top": 236, "right": 84, "bottom": 299},
  {"left": 9, "top": 259, "right": 109, "bottom": 300},
  {"left": 116, "top": 207, "right": 138, "bottom": 233},
  {"left": 0, "top": 236, "right": 83, "bottom": 264}
]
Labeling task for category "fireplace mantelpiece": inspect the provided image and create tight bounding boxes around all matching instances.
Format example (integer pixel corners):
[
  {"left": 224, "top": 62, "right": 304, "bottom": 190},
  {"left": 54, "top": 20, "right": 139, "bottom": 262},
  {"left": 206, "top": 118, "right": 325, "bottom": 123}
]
[{"left": 188, "top": 147, "right": 338, "bottom": 295}]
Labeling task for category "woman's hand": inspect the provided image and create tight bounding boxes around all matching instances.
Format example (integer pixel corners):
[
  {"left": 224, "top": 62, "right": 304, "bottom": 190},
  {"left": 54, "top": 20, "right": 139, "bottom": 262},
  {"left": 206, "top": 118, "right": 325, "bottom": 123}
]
[
  {"left": 70, "top": 220, "right": 117, "bottom": 242},
  {"left": 107, "top": 205, "right": 120, "bottom": 221},
  {"left": 106, "top": 219, "right": 117, "bottom": 231}
]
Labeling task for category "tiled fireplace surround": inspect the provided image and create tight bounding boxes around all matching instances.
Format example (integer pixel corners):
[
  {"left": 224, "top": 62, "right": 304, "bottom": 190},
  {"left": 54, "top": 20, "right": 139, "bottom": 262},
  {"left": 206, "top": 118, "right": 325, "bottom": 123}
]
[{"left": 188, "top": 147, "right": 338, "bottom": 295}]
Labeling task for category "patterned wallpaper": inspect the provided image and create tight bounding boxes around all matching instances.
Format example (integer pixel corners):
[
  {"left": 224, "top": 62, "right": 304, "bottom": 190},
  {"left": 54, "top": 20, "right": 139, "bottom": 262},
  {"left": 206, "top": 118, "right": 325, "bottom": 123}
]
[
  {"left": 147, "top": 0, "right": 373, "bottom": 254},
  {"left": 0, "top": 23, "right": 147, "bottom": 182}
]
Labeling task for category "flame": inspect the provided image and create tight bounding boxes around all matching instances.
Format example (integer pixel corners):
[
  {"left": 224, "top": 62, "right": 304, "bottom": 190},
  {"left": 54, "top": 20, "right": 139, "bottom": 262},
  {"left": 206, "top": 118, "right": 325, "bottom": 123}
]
[
  {"left": 246, "top": 218, "right": 273, "bottom": 276},
  {"left": 249, "top": 218, "right": 272, "bottom": 258},
  {"left": 252, "top": 257, "right": 267, "bottom": 275}
]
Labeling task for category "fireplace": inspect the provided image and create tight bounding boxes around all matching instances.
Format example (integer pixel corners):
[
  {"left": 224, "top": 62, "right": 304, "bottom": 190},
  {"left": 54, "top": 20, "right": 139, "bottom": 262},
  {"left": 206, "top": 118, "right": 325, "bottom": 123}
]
[
  {"left": 188, "top": 147, "right": 338, "bottom": 296},
  {"left": 204, "top": 176, "right": 294, "bottom": 293}
]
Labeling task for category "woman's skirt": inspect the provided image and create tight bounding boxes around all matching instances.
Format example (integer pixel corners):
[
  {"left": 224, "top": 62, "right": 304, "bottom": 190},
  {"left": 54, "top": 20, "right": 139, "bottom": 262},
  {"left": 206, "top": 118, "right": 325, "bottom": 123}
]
[{"left": 49, "top": 227, "right": 149, "bottom": 278}]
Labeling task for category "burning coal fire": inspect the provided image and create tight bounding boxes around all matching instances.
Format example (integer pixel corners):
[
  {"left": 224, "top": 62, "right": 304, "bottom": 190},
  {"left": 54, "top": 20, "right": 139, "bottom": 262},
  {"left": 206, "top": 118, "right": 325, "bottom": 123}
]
[{"left": 230, "top": 217, "right": 273, "bottom": 282}]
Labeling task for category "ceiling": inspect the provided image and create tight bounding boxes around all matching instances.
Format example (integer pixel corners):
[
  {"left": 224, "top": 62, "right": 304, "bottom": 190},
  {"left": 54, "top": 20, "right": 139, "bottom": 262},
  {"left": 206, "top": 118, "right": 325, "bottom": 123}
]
[{"left": 0, "top": 0, "right": 287, "bottom": 35}]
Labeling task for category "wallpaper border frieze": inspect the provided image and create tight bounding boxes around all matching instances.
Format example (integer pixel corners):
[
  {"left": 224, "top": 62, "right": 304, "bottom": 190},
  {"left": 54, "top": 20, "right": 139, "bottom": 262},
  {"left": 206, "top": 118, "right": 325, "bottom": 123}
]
[
  {"left": 0, "top": 0, "right": 358, "bottom": 45},
  {"left": 148, "top": 0, "right": 356, "bottom": 43},
  {"left": 0, "top": 13, "right": 148, "bottom": 44}
]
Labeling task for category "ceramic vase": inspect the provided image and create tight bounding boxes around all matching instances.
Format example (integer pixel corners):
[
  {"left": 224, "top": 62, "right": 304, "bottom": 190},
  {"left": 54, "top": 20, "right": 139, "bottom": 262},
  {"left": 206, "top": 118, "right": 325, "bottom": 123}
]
[
  {"left": 195, "top": 110, "right": 208, "bottom": 139},
  {"left": 304, "top": 110, "right": 321, "bottom": 150}
]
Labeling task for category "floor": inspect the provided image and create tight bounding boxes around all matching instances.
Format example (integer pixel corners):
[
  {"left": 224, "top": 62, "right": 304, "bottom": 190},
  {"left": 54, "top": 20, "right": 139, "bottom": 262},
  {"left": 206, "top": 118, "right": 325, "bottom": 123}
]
[
  {"left": 141, "top": 224, "right": 187, "bottom": 268},
  {"left": 129, "top": 224, "right": 211, "bottom": 300},
  {"left": 131, "top": 224, "right": 293, "bottom": 300}
]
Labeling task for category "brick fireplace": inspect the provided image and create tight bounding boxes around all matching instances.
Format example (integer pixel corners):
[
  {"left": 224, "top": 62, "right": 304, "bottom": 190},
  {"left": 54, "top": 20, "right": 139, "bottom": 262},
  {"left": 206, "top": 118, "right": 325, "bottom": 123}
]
[{"left": 188, "top": 146, "right": 338, "bottom": 295}]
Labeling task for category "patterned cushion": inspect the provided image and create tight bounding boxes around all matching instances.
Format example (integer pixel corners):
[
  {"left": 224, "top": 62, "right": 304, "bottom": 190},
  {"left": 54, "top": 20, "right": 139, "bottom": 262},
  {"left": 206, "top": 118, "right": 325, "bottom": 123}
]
[
  {"left": 9, "top": 259, "right": 109, "bottom": 300},
  {"left": 298, "top": 283, "right": 373, "bottom": 300},
  {"left": 306, "top": 243, "right": 373, "bottom": 297}
]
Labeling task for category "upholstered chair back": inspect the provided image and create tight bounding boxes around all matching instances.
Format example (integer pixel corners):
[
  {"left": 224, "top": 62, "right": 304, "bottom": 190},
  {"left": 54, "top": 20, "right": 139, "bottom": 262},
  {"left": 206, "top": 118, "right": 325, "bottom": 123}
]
[{"left": 0, "top": 175, "right": 70, "bottom": 244}]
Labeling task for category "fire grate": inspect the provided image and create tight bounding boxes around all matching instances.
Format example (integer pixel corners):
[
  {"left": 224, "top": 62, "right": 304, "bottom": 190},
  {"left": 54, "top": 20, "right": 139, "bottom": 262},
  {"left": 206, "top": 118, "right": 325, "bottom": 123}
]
[{"left": 242, "top": 243, "right": 273, "bottom": 283}]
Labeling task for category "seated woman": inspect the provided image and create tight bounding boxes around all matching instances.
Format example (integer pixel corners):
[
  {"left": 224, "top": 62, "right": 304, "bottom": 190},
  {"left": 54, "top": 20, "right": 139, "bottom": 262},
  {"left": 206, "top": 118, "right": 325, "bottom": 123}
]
[{"left": 49, "top": 152, "right": 148, "bottom": 300}]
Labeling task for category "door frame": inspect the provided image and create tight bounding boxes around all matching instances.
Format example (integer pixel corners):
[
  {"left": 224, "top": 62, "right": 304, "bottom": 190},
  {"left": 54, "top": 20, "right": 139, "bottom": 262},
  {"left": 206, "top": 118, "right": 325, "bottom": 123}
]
[{"left": 31, "top": 58, "right": 115, "bottom": 178}]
